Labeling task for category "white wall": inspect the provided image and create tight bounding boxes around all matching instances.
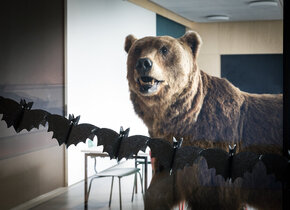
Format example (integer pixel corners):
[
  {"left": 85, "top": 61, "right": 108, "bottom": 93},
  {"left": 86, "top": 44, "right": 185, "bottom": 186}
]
[{"left": 67, "top": 0, "right": 156, "bottom": 185}]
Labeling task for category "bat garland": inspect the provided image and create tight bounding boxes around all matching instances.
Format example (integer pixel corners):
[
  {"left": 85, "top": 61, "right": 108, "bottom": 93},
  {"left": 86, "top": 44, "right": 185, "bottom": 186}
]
[
  {"left": 149, "top": 138, "right": 288, "bottom": 182},
  {"left": 0, "top": 97, "right": 150, "bottom": 160},
  {"left": 0, "top": 96, "right": 288, "bottom": 183},
  {"left": 0, "top": 96, "right": 98, "bottom": 147},
  {"left": 95, "top": 126, "right": 149, "bottom": 160},
  {"left": 47, "top": 114, "right": 98, "bottom": 147},
  {"left": 0, "top": 96, "right": 49, "bottom": 132},
  {"left": 148, "top": 137, "right": 202, "bottom": 174}
]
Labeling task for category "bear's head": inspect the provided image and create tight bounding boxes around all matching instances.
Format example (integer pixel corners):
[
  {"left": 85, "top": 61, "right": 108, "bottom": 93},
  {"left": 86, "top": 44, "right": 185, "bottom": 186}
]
[{"left": 124, "top": 31, "right": 202, "bottom": 106}]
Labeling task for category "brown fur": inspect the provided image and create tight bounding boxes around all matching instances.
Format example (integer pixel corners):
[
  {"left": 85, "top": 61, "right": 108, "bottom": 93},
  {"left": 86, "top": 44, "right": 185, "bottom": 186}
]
[
  {"left": 125, "top": 31, "right": 283, "bottom": 209},
  {"left": 125, "top": 31, "right": 282, "bottom": 155}
]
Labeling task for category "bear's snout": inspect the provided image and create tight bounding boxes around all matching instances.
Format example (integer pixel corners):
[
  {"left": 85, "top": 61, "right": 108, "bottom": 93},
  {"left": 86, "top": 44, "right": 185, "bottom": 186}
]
[{"left": 135, "top": 58, "right": 152, "bottom": 75}]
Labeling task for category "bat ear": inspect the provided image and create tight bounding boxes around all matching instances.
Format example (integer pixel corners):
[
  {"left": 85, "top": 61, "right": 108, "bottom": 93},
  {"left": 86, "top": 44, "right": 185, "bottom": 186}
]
[
  {"left": 27, "top": 102, "right": 33, "bottom": 109},
  {"left": 68, "top": 114, "right": 73, "bottom": 120},
  {"left": 229, "top": 144, "right": 237, "bottom": 150},
  {"left": 124, "top": 128, "right": 130, "bottom": 137},
  {"left": 172, "top": 137, "right": 177, "bottom": 142},
  {"left": 179, "top": 138, "right": 183, "bottom": 147},
  {"left": 229, "top": 144, "right": 237, "bottom": 156},
  {"left": 75, "top": 115, "right": 80, "bottom": 124},
  {"left": 20, "top": 99, "right": 25, "bottom": 106},
  {"left": 119, "top": 126, "right": 130, "bottom": 138},
  {"left": 172, "top": 137, "right": 178, "bottom": 148}
]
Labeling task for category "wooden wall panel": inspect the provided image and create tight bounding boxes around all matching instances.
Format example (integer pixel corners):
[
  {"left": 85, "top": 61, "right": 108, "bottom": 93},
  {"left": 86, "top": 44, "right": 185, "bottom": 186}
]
[
  {"left": 0, "top": 0, "right": 65, "bottom": 209},
  {"left": 191, "top": 20, "right": 283, "bottom": 77}
]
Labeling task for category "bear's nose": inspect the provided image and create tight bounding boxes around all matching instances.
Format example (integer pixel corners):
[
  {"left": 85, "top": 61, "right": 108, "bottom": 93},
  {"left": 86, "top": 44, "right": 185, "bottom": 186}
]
[{"left": 135, "top": 58, "right": 152, "bottom": 74}]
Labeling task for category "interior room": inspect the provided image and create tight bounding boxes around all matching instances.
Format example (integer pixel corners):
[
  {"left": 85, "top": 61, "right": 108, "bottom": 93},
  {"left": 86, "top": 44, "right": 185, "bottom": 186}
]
[{"left": 0, "top": 0, "right": 287, "bottom": 210}]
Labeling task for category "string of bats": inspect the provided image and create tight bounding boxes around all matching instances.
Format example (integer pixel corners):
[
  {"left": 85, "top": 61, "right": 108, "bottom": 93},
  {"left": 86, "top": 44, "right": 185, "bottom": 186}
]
[{"left": 0, "top": 96, "right": 288, "bottom": 183}]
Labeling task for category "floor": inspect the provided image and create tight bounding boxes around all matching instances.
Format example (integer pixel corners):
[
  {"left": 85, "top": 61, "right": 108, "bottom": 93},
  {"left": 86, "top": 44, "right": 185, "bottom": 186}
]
[
  {"left": 25, "top": 173, "right": 258, "bottom": 210},
  {"left": 31, "top": 176, "right": 145, "bottom": 210}
]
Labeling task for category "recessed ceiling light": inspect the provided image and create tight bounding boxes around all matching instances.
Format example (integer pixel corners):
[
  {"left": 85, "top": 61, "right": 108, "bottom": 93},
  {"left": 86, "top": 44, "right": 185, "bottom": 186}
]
[
  {"left": 248, "top": 1, "right": 278, "bottom": 7},
  {"left": 206, "top": 15, "right": 230, "bottom": 21}
]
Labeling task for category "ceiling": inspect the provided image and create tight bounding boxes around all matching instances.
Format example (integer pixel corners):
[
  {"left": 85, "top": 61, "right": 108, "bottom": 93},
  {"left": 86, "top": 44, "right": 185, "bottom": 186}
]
[{"left": 150, "top": 0, "right": 283, "bottom": 22}]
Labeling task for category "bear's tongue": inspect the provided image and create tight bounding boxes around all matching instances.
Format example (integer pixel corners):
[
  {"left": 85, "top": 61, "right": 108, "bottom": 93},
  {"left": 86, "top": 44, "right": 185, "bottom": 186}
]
[
  {"left": 138, "top": 76, "right": 160, "bottom": 94},
  {"left": 140, "top": 83, "right": 158, "bottom": 93}
]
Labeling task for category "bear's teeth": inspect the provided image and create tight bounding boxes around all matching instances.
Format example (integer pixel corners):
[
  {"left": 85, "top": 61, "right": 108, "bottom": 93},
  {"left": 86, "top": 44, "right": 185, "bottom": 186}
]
[
  {"left": 140, "top": 76, "right": 154, "bottom": 83},
  {"left": 139, "top": 77, "right": 155, "bottom": 85}
]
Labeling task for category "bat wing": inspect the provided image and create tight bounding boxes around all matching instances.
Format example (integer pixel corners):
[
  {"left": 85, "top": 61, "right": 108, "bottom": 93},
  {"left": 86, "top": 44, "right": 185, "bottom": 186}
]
[
  {"left": 231, "top": 151, "right": 260, "bottom": 181},
  {"left": 95, "top": 128, "right": 119, "bottom": 159},
  {"left": 200, "top": 148, "right": 229, "bottom": 180},
  {"left": 172, "top": 146, "right": 203, "bottom": 172},
  {"left": 17, "top": 109, "right": 50, "bottom": 132},
  {"left": 148, "top": 138, "right": 174, "bottom": 169},
  {"left": 0, "top": 96, "right": 4, "bottom": 113},
  {"left": 259, "top": 154, "right": 288, "bottom": 182},
  {"left": 0, "top": 97, "right": 22, "bottom": 129},
  {"left": 117, "top": 135, "right": 150, "bottom": 160},
  {"left": 47, "top": 114, "right": 70, "bottom": 146},
  {"left": 67, "top": 124, "right": 99, "bottom": 147}
]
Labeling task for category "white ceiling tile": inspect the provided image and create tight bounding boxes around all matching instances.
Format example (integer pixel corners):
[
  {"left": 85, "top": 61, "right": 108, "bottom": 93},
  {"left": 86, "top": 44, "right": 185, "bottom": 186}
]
[{"left": 150, "top": 0, "right": 283, "bottom": 22}]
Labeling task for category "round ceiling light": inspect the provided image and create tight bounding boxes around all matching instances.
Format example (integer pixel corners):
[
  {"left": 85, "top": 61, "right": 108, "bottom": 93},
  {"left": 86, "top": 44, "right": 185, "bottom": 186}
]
[
  {"left": 248, "top": 1, "right": 278, "bottom": 7},
  {"left": 206, "top": 15, "right": 230, "bottom": 21}
]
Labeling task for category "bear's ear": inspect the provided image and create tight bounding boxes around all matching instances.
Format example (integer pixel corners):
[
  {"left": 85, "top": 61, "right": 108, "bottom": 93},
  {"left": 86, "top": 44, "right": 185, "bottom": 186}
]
[
  {"left": 180, "top": 31, "right": 202, "bottom": 58},
  {"left": 124, "top": 34, "right": 137, "bottom": 53}
]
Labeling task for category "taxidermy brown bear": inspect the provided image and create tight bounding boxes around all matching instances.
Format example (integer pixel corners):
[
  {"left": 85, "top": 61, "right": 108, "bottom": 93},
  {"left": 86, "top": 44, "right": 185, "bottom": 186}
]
[
  {"left": 124, "top": 31, "right": 283, "bottom": 210},
  {"left": 124, "top": 31, "right": 282, "bottom": 155}
]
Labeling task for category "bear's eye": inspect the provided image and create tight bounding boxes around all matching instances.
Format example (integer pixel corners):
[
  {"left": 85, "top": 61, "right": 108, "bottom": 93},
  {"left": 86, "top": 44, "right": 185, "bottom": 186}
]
[
  {"left": 134, "top": 47, "right": 141, "bottom": 54},
  {"left": 160, "top": 46, "right": 168, "bottom": 56}
]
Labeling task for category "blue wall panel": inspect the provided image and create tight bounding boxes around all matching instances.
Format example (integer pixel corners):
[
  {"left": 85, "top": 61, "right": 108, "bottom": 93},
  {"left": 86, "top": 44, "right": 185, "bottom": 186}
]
[{"left": 156, "top": 14, "right": 185, "bottom": 38}]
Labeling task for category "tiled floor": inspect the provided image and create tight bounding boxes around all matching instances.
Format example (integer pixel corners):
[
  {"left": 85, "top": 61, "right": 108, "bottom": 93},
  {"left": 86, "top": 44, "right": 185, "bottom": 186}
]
[{"left": 31, "top": 176, "right": 145, "bottom": 210}]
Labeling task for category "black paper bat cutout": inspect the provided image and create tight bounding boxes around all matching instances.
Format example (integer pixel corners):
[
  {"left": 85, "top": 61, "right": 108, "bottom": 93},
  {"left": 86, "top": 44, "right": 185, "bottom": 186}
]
[
  {"left": 47, "top": 113, "right": 98, "bottom": 147},
  {"left": 199, "top": 145, "right": 288, "bottom": 182},
  {"left": 95, "top": 126, "right": 150, "bottom": 160},
  {"left": 95, "top": 126, "right": 129, "bottom": 159},
  {"left": 148, "top": 137, "right": 202, "bottom": 174},
  {"left": 199, "top": 145, "right": 261, "bottom": 181},
  {"left": 0, "top": 96, "right": 49, "bottom": 132},
  {"left": 117, "top": 134, "right": 150, "bottom": 160},
  {"left": 257, "top": 153, "right": 288, "bottom": 183}
]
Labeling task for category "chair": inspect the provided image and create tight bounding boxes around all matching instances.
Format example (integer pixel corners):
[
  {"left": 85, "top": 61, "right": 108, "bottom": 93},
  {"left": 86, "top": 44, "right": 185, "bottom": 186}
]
[
  {"left": 133, "top": 156, "right": 151, "bottom": 193},
  {"left": 87, "top": 157, "right": 143, "bottom": 210}
]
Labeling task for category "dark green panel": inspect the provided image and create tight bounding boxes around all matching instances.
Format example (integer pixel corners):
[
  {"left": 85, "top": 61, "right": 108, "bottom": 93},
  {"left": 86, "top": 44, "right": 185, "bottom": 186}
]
[
  {"left": 156, "top": 14, "right": 185, "bottom": 38},
  {"left": 221, "top": 54, "right": 283, "bottom": 94}
]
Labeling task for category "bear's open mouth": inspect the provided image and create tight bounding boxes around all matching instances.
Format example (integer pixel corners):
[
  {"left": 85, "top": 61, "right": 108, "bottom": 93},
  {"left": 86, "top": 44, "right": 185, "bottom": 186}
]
[{"left": 137, "top": 76, "right": 163, "bottom": 94}]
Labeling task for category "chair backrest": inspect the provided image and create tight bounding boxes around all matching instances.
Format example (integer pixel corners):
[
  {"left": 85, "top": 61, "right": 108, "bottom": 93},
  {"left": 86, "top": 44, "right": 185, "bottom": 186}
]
[{"left": 92, "top": 157, "right": 126, "bottom": 174}]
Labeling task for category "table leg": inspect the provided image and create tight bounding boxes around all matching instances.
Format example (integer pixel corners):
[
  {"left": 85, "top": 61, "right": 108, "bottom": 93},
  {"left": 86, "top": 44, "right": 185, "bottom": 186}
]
[
  {"left": 119, "top": 177, "right": 122, "bottom": 210},
  {"left": 84, "top": 153, "right": 88, "bottom": 208},
  {"left": 144, "top": 156, "right": 148, "bottom": 193},
  {"left": 134, "top": 158, "right": 137, "bottom": 193}
]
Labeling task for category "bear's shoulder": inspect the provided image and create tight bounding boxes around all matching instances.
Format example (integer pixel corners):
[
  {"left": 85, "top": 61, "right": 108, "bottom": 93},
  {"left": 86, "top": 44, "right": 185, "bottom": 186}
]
[{"left": 200, "top": 70, "right": 245, "bottom": 106}]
